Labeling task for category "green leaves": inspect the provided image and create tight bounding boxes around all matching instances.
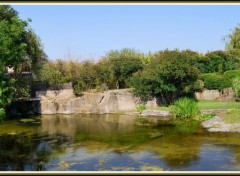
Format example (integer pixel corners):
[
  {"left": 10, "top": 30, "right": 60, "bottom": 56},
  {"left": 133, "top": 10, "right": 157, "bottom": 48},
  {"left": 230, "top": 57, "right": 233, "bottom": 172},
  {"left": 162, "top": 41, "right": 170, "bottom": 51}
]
[
  {"left": 172, "top": 97, "right": 200, "bottom": 119},
  {"left": 201, "top": 73, "right": 232, "bottom": 91},
  {"left": 0, "top": 5, "right": 47, "bottom": 121},
  {"left": 130, "top": 50, "right": 199, "bottom": 104}
]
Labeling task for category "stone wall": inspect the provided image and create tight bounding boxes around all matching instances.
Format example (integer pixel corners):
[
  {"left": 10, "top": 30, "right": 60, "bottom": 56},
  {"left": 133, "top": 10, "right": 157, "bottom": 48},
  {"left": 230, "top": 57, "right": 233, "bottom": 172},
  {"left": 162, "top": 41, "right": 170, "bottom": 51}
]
[
  {"left": 37, "top": 89, "right": 139, "bottom": 114},
  {"left": 195, "top": 88, "right": 234, "bottom": 101},
  {"left": 14, "top": 86, "right": 235, "bottom": 116}
]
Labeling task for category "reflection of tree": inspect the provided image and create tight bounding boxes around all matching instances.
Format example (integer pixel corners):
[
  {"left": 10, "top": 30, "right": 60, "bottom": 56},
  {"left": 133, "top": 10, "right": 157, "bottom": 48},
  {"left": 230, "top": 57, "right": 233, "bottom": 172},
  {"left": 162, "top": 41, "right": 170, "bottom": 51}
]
[
  {"left": 0, "top": 135, "right": 37, "bottom": 170},
  {"left": 0, "top": 134, "right": 69, "bottom": 171},
  {"left": 136, "top": 134, "right": 203, "bottom": 169}
]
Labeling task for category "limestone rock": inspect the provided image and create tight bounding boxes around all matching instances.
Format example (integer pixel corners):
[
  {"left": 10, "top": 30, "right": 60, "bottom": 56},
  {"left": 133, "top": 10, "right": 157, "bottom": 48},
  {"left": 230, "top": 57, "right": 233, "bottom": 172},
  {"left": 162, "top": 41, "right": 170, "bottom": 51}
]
[
  {"left": 39, "top": 89, "right": 139, "bottom": 115},
  {"left": 201, "top": 116, "right": 240, "bottom": 133}
]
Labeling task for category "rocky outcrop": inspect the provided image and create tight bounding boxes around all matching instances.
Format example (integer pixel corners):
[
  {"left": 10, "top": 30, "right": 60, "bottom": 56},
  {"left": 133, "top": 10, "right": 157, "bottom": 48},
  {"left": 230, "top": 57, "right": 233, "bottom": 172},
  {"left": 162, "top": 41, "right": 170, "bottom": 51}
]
[
  {"left": 38, "top": 89, "right": 138, "bottom": 114},
  {"left": 202, "top": 116, "right": 240, "bottom": 133},
  {"left": 195, "top": 88, "right": 234, "bottom": 101}
]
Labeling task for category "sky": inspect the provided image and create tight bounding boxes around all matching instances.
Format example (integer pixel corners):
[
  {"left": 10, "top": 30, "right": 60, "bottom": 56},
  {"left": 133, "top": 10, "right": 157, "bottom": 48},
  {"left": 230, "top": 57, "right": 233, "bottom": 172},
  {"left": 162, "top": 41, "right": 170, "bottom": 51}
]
[{"left": 10, "top": 4, "right": 240, "bottom": 61}]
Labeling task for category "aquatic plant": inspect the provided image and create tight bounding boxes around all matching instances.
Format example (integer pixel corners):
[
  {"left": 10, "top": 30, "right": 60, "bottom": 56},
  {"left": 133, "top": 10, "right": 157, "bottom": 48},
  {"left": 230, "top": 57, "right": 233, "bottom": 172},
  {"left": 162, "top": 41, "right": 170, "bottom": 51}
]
[{"left": 136, "top": 103, "right": 146, "bottom": 112}]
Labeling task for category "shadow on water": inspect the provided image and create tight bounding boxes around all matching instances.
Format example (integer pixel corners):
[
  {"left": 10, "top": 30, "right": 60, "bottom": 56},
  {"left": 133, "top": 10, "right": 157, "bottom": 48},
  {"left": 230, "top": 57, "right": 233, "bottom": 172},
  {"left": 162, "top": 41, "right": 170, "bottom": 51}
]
[{"left": 1, "top": 114, "right": 240, "bottom": 171}]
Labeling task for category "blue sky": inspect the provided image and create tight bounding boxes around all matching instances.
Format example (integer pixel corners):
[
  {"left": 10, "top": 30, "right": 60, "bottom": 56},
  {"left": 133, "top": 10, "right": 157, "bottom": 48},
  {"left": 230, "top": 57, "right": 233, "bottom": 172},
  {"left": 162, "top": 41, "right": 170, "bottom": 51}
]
[{"left": 11, "top": 4, "right": 240, "bottom": 61}]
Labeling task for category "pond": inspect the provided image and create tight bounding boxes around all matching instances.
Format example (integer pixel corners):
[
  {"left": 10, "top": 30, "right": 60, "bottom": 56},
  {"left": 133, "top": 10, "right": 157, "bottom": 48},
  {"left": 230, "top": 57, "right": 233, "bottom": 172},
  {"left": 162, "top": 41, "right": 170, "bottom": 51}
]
[{"left": 1, "top": 114, "right": 240, "bottom": 171}]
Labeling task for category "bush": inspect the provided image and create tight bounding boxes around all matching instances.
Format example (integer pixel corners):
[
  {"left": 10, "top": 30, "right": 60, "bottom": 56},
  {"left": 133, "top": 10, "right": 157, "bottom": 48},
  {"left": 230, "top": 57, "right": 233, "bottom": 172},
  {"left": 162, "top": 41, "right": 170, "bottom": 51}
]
[
  {"left": 232, "top": 76, "right": 240, "bottom": 97},
  {"left": 136, "top": 103, "right": 146, "bottom": 112},
  {"left": 193, "top": 79, "right": 204, "bottom": 92},
  {"left": 130, "top": 50, "right": 199, "bottom": 104},
  {"left": 223, "top": 69, "right": 240, "bottom": 80},
  {"left": 201, "top": 73, "right": 232, "bottom": 91},
  {"left": 172, "top": 97, "right": 200, "bottom": 119}
]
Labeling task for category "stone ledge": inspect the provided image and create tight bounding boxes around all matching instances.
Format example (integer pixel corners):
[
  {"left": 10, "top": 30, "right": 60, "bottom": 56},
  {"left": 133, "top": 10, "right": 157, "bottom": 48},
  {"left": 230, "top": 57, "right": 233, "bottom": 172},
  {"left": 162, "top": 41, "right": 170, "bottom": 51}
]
[{"left": 202, "top": 116, "right": 240, "bottom": 133}]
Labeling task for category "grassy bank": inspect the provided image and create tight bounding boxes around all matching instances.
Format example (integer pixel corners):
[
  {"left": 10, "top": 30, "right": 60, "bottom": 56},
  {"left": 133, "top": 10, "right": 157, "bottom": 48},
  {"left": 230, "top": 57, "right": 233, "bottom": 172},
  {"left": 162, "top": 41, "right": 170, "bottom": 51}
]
[
  {"left": 157, "top": 100, "right": 240, "bottom": 111},
  {"left": 223, "top": 109, "right": 240, "bottom": 124}
]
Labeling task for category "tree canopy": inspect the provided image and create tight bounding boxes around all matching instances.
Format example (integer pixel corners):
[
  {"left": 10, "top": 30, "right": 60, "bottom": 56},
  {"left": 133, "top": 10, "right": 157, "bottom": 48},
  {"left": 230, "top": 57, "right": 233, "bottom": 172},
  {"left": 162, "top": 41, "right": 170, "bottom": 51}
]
[
  {"left": 0, "top": 5, "right": 47, "bottom": 120},
  {"left": 225, "top": 24, "right": 240, "bottom": 57},
  {"left": 0, "top": 5, "right": 47, "bottom": 74}
]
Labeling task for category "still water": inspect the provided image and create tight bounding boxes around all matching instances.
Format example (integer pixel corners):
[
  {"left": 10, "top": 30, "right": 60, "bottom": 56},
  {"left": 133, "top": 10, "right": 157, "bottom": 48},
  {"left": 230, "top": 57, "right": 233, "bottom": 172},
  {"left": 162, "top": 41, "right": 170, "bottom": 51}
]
[{"left": 1, "top": 114, "right": 240, "bottom": 171}]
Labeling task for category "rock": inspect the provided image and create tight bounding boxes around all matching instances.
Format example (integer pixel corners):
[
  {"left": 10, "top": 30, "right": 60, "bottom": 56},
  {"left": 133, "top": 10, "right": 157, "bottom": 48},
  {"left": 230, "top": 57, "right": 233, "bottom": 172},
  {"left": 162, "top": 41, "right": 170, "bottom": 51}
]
[
  {"left": 40, "top": 89, "right": 139, "bottom": 115},
  {"left": 201, "top": 116, "right": 224, "bottom": 128},
  {"left": 141, "top": 110, "right": 171, "bottom": 117},
  {"left": 201, "top": 116, "right": 240, "bottom": 133}
]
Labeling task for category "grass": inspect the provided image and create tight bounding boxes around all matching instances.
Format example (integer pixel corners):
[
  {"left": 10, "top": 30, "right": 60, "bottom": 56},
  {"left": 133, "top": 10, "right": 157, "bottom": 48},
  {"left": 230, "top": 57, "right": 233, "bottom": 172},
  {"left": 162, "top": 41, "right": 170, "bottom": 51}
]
[
  {"left": 157, "top": 100, "right": 240, "bottom": 111},
  {"left": 223, "top": 109, "right": 240, "bottom": 124},
  {"left": 197, "top": 100, "right": 240, "bottom": 110}
]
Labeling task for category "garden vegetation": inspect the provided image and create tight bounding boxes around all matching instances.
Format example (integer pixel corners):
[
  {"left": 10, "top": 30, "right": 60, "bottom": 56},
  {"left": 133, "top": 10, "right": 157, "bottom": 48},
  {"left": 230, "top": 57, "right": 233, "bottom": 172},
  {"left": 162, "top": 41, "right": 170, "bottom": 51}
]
[{"left": 1, "top": 5, "right": 240, "bottom": 121}]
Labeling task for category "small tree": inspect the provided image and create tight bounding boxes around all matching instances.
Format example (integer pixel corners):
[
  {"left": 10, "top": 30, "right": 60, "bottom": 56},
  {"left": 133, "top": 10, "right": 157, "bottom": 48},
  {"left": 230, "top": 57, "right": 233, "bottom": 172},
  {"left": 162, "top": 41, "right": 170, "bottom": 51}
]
[
  {"left": 225, "top": 24, "right": 240, "bottom": 57},
  {"left": 232, "top": 76, "right": 240, "bottom": 98},
  {"left": 102, "top": 48, "right": 144, "bottom": 89},
  {"left": 130, "top": 50, "right": 199, "bottom": 105}
]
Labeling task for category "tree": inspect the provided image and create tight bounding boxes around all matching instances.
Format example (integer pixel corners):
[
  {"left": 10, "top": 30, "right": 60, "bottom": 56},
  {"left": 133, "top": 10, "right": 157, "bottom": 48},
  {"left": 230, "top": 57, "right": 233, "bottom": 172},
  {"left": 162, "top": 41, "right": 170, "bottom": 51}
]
[
  {"left": 204, "top": 51, "right": 240, "bottom": 73},
  {"left": 0, "top": 5, "right": 47, "bottom": 120},
  {"left": 225, "top": 24, "right": 240, "bottom": 57},
  {"left": 0, "top": 5, "right": 47, "bottom": 74},
  {"left": 102, "top": 48, "right": 144, "bottom": 89},
  {"left": 130, "top": 50, "right": 199, "bottom": 105}
]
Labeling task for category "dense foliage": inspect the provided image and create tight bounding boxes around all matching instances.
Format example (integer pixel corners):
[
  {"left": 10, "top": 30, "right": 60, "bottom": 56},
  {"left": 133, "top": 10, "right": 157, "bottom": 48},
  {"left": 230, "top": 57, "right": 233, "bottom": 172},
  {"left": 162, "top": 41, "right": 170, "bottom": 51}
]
[
  {"left": 201, "top": 73, "right": 232, "bottom": 91},
  {"left": 2, "top": 5, "right": 240, "bottom": 121},
  {"left": 225, "top": 24, "right": 240, "bottom": 57},
  {"left": 0, "top": 5, "right": 47, "bottom": 120},
  {"left": 232, "top": 77, "right": 240, "bottom": 98},
  {"left": 39, "top": 48, "right": 144, "bottom": 94},
  {"left": 172, "top": 97, "right": 200, "bottom": 119},
  {"left": 130, "top": 50, "right": 199, "bottom": 104},
  {"left": 223, "top": 69, "right": 240, "bottom": 80}
]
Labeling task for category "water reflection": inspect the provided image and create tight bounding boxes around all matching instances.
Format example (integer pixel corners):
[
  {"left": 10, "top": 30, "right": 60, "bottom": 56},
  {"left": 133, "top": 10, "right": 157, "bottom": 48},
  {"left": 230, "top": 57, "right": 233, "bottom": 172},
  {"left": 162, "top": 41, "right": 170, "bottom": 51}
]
[
  {"left": 40, "top": 114, "right": 137, "bottom": 137},
  {"left": 1, "top": 114, "right": 240, "bottom": 171}
]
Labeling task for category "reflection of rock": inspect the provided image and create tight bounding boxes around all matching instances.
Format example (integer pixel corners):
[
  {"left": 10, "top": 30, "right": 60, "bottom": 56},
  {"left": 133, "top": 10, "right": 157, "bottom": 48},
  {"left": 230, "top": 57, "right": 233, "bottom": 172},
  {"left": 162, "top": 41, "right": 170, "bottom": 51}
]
[
  {"left": 141, "top": 110, "right": 171, "bottom": 117},
  {"left": 40, "top": 115, "right": 77, "bottom": 137},
  {"left": 40, "top": 114, "right": 137, "bottom": 137}
]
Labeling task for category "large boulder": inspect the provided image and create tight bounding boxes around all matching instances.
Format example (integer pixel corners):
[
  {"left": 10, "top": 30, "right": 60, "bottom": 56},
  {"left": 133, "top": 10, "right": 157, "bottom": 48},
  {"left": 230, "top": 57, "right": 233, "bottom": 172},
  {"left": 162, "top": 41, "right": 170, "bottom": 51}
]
[{"left": 40, "top": 89, "right": 138, "bottom": 114}]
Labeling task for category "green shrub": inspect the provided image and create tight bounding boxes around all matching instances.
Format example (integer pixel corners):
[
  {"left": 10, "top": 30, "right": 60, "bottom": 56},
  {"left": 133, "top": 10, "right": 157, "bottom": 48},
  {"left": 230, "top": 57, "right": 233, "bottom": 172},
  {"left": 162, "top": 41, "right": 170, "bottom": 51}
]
[
  {"left": 193, "top": 79, "right": 204, "bottom": 91},
  {"left": 232, "top": 76, "right": 240, "bottom": 97},
  {"left": 136, "top": 103, "right": 146, "bottom": 112},
  {"left": 223, "top": 69, "right": 240, "bottom": 80},
  {"left": 172, "top": 97, "right": 200, "bottom": 119},
  {"left": 201, "top": 73, "right": 232, "bottom": 91}
]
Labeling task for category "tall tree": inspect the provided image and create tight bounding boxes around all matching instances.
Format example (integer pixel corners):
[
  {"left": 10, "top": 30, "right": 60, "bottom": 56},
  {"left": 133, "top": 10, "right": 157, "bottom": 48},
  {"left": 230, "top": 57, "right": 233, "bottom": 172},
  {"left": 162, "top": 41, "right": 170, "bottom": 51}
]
[
  {"left": 225, "top": 24, "right": 240, "bottom": 58},
  {"left": 0, "top": 5, "right": 47, "bottom": 120},
  {"left": 102, "top": 48, "right": 144, "bottom": 89},
  {"left": 0, "top": 5, "right": 47, "bottom": 74}
]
